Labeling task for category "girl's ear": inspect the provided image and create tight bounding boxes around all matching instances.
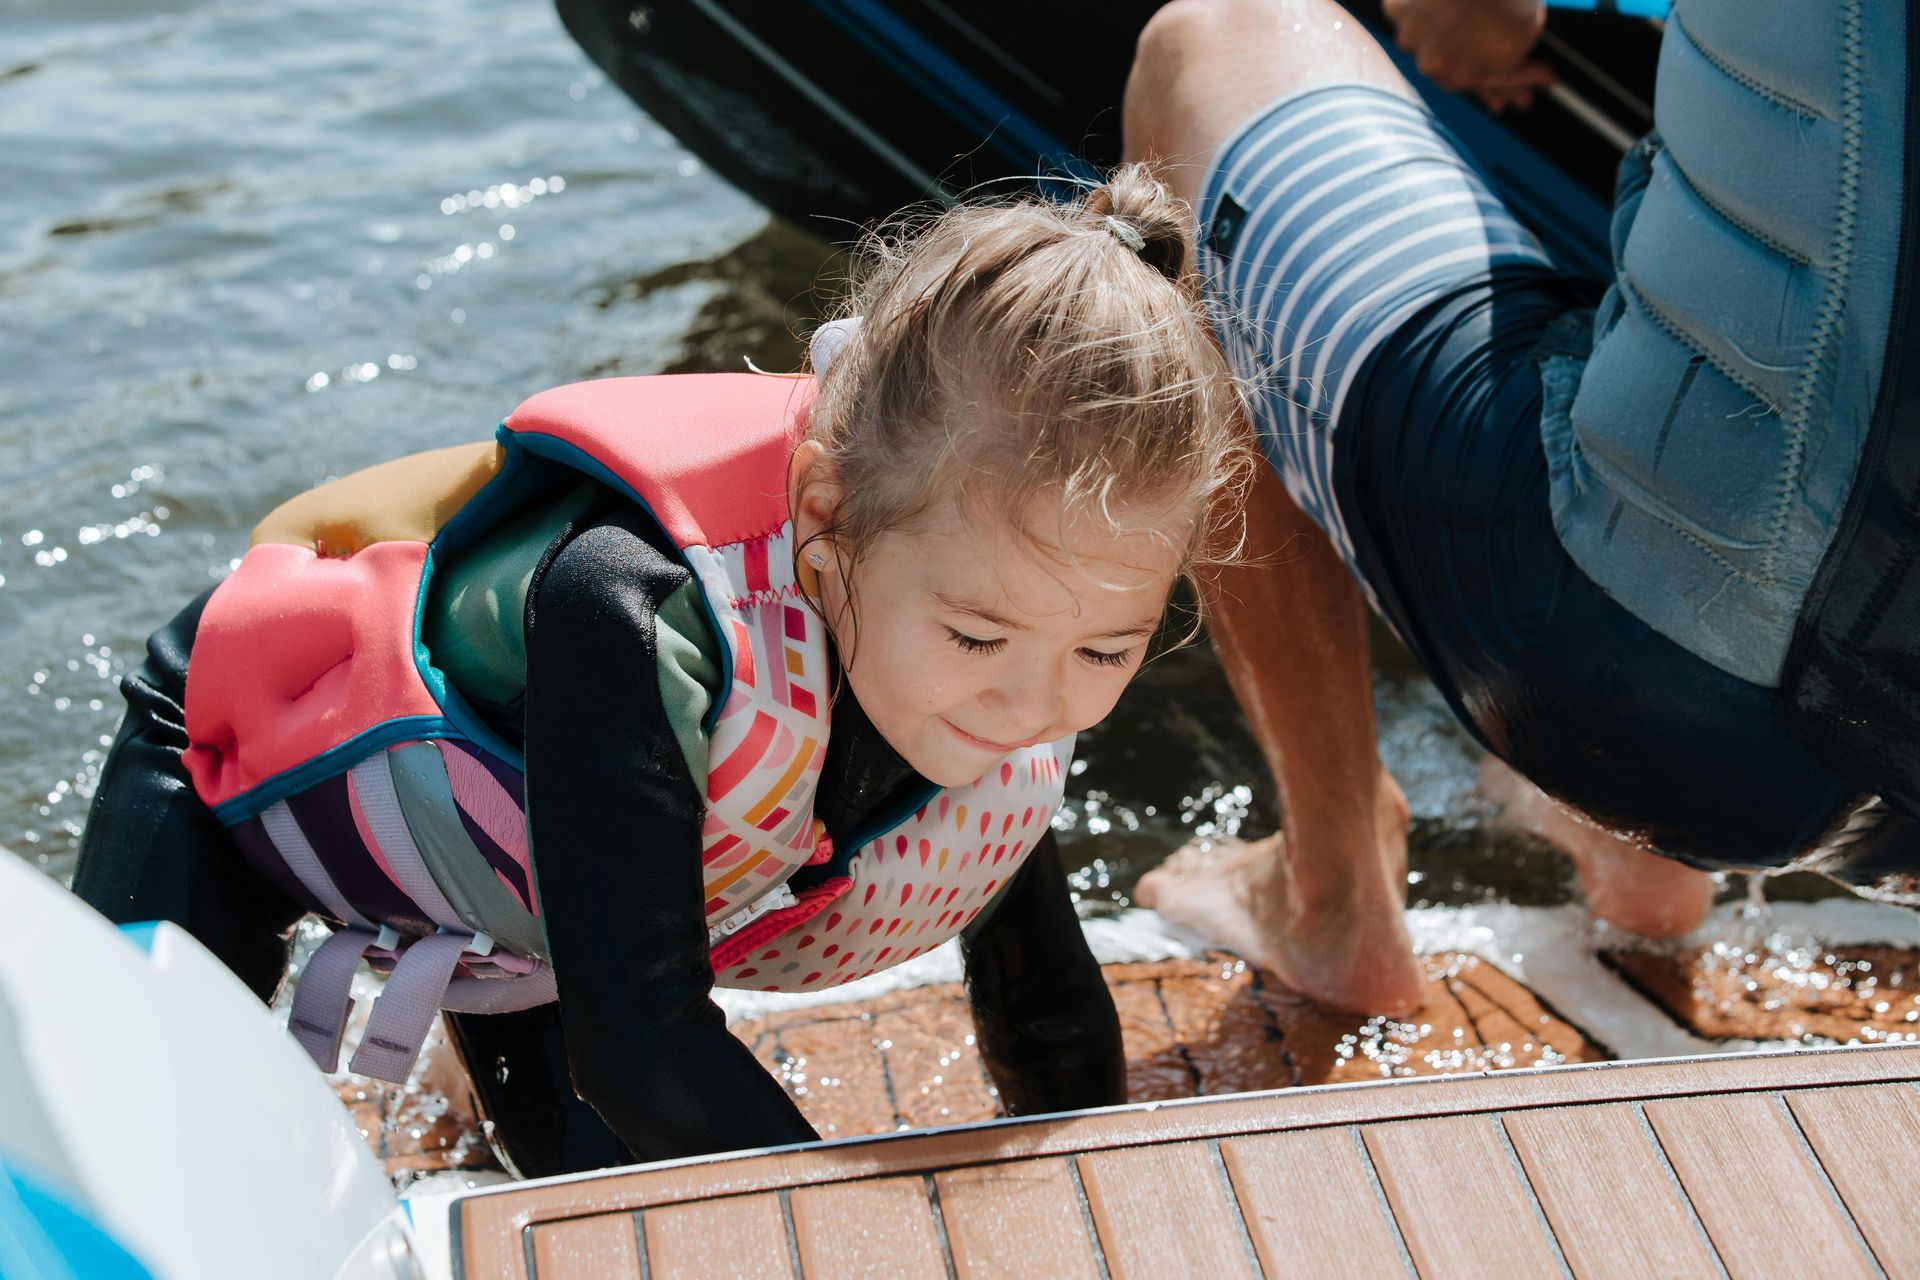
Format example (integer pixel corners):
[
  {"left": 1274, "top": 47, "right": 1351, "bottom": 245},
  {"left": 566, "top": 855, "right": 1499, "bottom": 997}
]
[{"left": 789, "top": 439, "right": 842, "bottom": 562}]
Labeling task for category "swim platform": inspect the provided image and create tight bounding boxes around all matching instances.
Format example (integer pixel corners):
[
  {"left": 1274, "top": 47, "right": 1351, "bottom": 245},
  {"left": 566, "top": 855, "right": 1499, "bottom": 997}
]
[{"left": 449, "top": 1039, "right": 1920, "bottom": 1277}]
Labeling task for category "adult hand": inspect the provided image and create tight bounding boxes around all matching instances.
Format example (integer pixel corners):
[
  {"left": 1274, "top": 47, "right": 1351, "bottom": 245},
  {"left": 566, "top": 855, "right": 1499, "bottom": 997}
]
[{"left": 1380, "top": 0, "right": 1553, "bottom": 110}]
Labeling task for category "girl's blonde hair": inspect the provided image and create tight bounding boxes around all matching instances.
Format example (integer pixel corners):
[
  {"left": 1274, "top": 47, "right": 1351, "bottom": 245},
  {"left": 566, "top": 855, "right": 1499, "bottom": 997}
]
[{"left": 803, "top": 164, "right": 1249, "bottom": 599}]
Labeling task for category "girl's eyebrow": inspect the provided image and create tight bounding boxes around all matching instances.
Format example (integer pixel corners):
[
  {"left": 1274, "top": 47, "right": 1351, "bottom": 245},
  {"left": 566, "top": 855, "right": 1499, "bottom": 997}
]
[
  {"left": 933, "top": 591, "right": 1025, "bottom": 630},
  {"left": 935, "top": 591, "right": 1161, "bottom": 640}
]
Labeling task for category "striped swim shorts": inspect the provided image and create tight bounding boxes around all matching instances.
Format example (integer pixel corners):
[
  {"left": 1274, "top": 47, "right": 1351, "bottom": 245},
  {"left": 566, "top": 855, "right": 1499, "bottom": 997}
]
[{"left": 1196, "top": 83, "right": 1556, "bottom": 591}]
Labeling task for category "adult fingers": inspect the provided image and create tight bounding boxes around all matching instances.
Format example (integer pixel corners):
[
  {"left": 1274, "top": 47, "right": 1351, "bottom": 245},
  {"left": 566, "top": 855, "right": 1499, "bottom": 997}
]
[
  {"left": 1476, "top": 86, "right": 1533, "bottom": 113},
  {"left": 1431, "top": 48, "right": 1554, "bottom": 96},
  {"left": 1501, "top": 60, "right": 1557, "bottom": 90},
  {"left": 1391, "top": 8, "right": 1429, "bottom": 56},
  {"left": 1416, "top": 46, "right": 1477, "bottom": 93}
]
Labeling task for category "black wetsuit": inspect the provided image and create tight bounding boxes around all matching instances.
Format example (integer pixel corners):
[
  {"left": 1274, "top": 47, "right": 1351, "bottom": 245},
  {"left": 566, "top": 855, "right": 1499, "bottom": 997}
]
[{"left": 73, "top": 494, "right": 1124, "bottom": 1178}]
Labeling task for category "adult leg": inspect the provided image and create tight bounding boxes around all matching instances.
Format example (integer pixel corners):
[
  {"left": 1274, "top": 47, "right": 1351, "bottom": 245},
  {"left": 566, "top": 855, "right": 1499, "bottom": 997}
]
[
  {"left": 71, "top": 591, "right": 306, "bottom": 1002},
  {"left": 1124, "top": 0, "right": 1710, "bottom": 1015},
  {"left": 1479, "top": 758, "right": 1714, "bottom": 937},
  {"left": 1126, "top": 0, "right": 1427, "bottom": 1015},
  {"left": 1149, "top": 443, "right": 1428, "bottom": 1014}
]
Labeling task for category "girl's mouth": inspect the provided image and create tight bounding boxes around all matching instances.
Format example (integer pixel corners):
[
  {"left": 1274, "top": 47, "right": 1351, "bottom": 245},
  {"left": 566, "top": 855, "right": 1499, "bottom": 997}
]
[{"left": 942, "top": 719, "right": 1042, "bottom": 753}]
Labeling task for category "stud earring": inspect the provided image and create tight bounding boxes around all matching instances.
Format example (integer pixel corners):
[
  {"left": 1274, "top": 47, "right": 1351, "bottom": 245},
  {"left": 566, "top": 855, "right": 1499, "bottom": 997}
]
[{"left": 807, "top": 551, "right": 826, "bottom": 567}]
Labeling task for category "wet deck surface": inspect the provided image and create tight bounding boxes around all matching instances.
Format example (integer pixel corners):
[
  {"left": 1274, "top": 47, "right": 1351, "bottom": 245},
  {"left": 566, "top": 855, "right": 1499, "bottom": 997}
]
[
  {"left": 345, "top": 950, "right": 1605, "bottom": 1180},
  {"left": 733, "top": 952, "right": 1604, "bottom": 1141},
  {"left": 450, "top": 1042, "right": 1920, "bottom": 1279},
  {"left": 1609, "top": 942, "right": 1920, "bottom": 1044},
  {"left": 350, "top": 941, "right": 1920, "bottom": 1186}
]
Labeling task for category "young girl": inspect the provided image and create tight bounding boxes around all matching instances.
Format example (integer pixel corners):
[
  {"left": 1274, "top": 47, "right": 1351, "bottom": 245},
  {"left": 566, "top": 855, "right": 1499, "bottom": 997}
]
[{"left": 71, "top": 165, "right": 1245, "bottom": 1177}]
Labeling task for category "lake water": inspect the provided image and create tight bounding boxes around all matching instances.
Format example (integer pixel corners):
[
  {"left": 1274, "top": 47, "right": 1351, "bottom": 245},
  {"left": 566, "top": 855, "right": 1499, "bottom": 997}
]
[{"left": 2, "top": 0, "right": 1568, "bottom": 912}]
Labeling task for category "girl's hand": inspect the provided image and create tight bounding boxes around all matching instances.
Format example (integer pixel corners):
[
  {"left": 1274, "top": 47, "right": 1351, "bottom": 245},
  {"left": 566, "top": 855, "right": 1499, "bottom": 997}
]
[
  {"left": 959, "top": 833, "right": 1125, "bottom": 1115},
  {"left": 1381, "top": 0, "right": 1554, "bottom": 110}
]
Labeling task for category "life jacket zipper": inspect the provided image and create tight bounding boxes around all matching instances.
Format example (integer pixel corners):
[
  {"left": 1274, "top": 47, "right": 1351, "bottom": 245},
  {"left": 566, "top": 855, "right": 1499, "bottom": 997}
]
[{"left": 707, "top": 882, "right": 799, "bottom": 945}]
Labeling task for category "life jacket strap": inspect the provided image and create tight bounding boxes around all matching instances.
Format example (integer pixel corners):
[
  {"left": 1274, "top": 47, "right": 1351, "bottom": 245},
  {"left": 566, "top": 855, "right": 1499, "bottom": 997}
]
[
  {"left": 286, "top": 926, "right": 381, "bottom": 1072},
  {"left": 348, "top": 755, "right": 466, "bottom": 931},
  {"left": 348, "top": 932, "right": 472, "bottom": 1083},
  {"left": 286, "top": 922, "right": 558, "bottom": 1080},
  {"left": 260, "top": 801, "right": 373, "bottom": 930}
]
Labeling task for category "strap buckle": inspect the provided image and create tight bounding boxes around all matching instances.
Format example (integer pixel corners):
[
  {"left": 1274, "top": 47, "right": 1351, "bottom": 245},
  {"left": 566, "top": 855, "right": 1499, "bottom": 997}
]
[{"left": 446, "top": 927, "right": 495, "bottom": 958}]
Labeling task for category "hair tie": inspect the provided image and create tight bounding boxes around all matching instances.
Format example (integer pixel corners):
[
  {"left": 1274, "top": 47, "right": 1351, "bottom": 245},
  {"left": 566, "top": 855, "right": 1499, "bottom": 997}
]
[
  {"left": 1102, "top": 215, "right": 1146, "bottom": 253},
  {"left": 809, "top": 315, "right": 863, "bottom": 378}
]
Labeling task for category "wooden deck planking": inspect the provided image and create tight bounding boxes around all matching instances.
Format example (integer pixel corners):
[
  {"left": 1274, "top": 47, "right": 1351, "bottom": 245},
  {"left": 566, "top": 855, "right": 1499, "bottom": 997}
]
[
  {"left": 1608, "top": 943, "right": 1920, "bottom": 1044},
  {"left": 1363, "top": 1114, "right": 1568, "bottom": 1280},
  {"left": 1645, "top": 1093, "right": 1879, "bottom": 1280},
  {"left": 932, "top": 1158, "right": 1102, "bottom": 1280},
  {"left": 1218, "top": 1128, "right": 1409, "bottom": 1279},
  {"left": 1154, "top": 965, "right": 1296, "bottom": 1095},
  {"left": 1785, "top": 1084, "right": 1920, "bottom": 1280},
  {"left": 787, "top": 1174, "right": 949, "bottom": 1279},
  {"left": 362, "top": 948, "right": 1920, "bottom": 1185},
  {"left": 1077, "top": 1142, "right": 1256, "bottom": 1279},
  {"left": 454, "top": 1045, "right": 1920, "bottom": 1280},
  {"left": 770, "top": 1017, "right": 899, "bottom": 1141},
  {"left": 1503, "top": 1104, "right": 1720, "bottom": 1279},
  {"left": 527, "top": 1213, "right": 642, "bottom": 1280},
  {"left": 871, "top": 999, "right": 1000, "bottom": 1131},
  {"left": 641, "top": 1194, "right": 795, "bottom": 1279},
  {"left": 1109, "top": 977, "right": 1198, "bottom": 1102}
]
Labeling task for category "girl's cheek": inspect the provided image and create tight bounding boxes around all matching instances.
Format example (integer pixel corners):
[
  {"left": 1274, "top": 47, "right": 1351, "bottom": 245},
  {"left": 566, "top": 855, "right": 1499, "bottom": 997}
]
[
  {"left": 906, "top": 671, "right": 952, "bottom": 710},
  {"left": 1068, "top": 672, "right": 1130, "bottom": 731},
  {"left": 910, "top": 658, "right": 969, "bottom": 711}
]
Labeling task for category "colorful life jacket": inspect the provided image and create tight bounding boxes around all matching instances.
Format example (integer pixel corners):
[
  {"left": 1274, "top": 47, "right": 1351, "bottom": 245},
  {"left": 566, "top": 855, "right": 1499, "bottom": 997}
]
[{"left": 182, "top": 374, "right": 1071, "bottom": 1083}]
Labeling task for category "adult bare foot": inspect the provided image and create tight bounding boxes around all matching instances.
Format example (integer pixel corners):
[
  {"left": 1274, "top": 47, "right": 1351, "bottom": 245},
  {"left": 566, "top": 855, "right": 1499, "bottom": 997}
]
[
  {"left": 1136, "top": 831, "right": 1430, "bottom": 1017},
  {"left": 1480, "top": 758, "right": 1715, "bottom": 938}
]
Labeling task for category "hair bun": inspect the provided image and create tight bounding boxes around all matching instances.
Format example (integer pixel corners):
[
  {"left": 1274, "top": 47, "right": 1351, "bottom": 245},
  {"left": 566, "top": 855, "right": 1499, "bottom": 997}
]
[{"left": 1082, "top": 162, "right": 1193, "bottom": 284}]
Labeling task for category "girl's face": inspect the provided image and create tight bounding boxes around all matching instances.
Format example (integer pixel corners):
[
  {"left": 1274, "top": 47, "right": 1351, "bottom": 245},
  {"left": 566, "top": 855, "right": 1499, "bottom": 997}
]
[{"left": 800, "top": 488, "right": 1188, "bottom": 787}]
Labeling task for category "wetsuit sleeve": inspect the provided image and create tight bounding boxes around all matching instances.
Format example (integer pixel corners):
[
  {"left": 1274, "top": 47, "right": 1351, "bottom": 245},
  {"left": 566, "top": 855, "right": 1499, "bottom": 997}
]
[
  {"left": 523, "top": 508, "right": 817, "bottom": 1161},
  {"left": 959, "top": 830, "right": 1125, "bottom": 1115}
]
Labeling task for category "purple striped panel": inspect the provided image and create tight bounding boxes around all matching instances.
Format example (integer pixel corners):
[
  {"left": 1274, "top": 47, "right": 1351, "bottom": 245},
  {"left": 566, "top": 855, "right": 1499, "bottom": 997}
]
[
  {"left": 435, "top": 742, "right": 536, "bottom": 912},
  {"left": 284, "top": 775, "right": 434, "bottom": 933},
  {"left": 461, "top": 740, "right": 526, "bottom": 810}
]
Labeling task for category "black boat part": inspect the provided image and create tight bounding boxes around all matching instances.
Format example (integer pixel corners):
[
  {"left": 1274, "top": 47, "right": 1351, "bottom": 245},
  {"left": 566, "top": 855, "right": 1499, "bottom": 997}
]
[{"left": 557, "top": 0, "right": 1659, "bottom": 273}]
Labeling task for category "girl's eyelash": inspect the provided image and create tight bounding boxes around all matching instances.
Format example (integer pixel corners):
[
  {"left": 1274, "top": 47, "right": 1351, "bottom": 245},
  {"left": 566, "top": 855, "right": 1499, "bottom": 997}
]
[
  {"left": 946, "top": 628, "right": 1006, "bottom": 655},
  {"left": 944, "top": 627, "right": 1132, "bottom": 667}
]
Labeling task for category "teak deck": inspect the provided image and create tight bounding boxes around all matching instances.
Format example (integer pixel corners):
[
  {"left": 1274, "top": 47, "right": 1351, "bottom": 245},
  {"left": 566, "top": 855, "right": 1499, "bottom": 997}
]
[{"left": 450, "top": 1042, "right": 1920, "bottom": 1278}]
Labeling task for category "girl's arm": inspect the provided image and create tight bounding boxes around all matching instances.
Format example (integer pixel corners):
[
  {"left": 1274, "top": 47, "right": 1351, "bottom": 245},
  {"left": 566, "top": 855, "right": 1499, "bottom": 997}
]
[
  {"left": 524, "top": 506, "right": 818, "bottom": 1162},
  {"left": 959, "top": 830, "right": 1126, "bottom": 1115}
]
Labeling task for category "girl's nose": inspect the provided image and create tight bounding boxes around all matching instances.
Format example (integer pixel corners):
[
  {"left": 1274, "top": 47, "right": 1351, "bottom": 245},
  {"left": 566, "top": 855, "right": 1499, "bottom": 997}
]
[{"left": 984, "top": 660, "right": 1063, "bottom": 738}]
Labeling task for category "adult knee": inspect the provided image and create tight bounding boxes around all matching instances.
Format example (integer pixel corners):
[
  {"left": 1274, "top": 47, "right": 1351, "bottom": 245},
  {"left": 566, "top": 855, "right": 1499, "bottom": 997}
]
[
  {"left": 1134, "top": 0, "right": 1279, "bottom": 78},
  {"left": 1125, "top": 0, "right": 1238, "bottom": 160},
  {"left": 1126, "top": 0, "right": 1404, "bottom": 180}
]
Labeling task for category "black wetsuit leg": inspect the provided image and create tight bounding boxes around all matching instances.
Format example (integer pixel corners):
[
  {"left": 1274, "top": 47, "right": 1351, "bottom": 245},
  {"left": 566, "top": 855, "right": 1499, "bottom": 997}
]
[
  {"left": 960, "top": 831, "right": 1124, "bottom": 1116},
  {"left": 71, "top": 590, "right": 307, "bottom": 1002},
  {"left": 441, "top": 1003, "right": 636, "bottom": 1179}
]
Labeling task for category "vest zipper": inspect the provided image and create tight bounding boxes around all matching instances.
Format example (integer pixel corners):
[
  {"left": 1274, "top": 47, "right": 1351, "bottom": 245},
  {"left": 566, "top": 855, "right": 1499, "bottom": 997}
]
[{"left": 707, "top": 882, "right": 799, "bottom": 945}]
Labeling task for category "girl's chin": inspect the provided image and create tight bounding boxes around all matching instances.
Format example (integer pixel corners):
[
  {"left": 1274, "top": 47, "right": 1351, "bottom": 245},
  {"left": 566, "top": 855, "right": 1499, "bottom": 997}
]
[{"left": 903, "top": 746, "right": 991, "bottom": 790}]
